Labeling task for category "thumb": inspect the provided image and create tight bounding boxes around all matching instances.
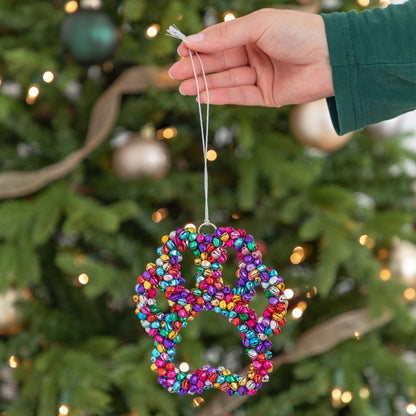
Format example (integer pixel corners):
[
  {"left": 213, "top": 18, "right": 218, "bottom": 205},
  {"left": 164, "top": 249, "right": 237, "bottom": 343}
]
[{"left": 177, "top": 12, "right": 263, "bottom": 56}]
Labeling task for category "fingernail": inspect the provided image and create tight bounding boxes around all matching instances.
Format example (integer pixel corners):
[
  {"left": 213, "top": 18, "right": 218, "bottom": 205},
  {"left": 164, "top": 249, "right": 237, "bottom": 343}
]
[
  {"left": 179, "top": 85, "right": 185, "bottom": 96},
  {"left": 176, "top": 46, "right": 184, "bottom": 57},
  {"left": 184, "top": 34, "right": 204, "bottom": 43},
  {"left": 168, "top": 68, "right": 174, "bottom": 79}
]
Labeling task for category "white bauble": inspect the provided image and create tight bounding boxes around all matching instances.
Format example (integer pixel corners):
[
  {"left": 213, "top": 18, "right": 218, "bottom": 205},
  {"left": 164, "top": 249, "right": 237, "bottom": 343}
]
[
  {"left": 290, "top": 99, "right": 353, "bottom": 152},
  {"left": 367, "top": 109, "right": 416, "bottom": 152},
  {"left": 0, "top": 81, "right": 22, "bottom": 98},
  {"left": 213, "top": 126, "right": 233, "bottom": 148}
]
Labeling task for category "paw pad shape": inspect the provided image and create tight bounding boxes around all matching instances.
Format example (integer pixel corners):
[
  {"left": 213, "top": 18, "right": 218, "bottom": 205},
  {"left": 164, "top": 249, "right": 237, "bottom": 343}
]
[{"left": 134, "top": 225, "right": 288, "bottom": 396}]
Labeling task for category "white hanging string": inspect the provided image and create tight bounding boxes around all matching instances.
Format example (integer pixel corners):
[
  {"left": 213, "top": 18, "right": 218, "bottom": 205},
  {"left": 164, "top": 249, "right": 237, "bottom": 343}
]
[{"left": 166, "top": 25, "right": 216, "bottom": 232}]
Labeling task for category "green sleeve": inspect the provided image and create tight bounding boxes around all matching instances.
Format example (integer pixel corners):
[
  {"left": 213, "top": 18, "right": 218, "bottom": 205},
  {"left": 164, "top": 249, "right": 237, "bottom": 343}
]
[{"left": 322, "top": 1, "right": 416, "bottom": 135}]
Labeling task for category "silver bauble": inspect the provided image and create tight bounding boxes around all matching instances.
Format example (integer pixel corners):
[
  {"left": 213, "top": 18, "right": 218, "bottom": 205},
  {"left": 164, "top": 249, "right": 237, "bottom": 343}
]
[{"left": 112, "top": 125, "right": 170, "bottom": 180}]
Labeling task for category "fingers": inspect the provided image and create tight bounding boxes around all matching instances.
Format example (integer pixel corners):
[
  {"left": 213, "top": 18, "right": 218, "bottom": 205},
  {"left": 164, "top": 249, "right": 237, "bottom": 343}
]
[
  {"left": 169, "top": 47, "right": 248, "bottom": 80},
  {"left": 178, "top": 66, "right": 257, "bottom": 96},
  {"left": 197, "top": 86, "right": 265, "bottom": 107},
  {"left": 176, "top": 11, "right": 265, "bottom": 56}
]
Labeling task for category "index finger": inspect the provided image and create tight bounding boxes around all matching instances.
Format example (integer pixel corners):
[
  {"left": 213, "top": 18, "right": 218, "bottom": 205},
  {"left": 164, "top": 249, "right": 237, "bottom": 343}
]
[
  {"left": 176, "top": 11, "right": 264, "bottom": 56},
  {"left": 169, "top": 46, "right": 248, "bottom": 80}
]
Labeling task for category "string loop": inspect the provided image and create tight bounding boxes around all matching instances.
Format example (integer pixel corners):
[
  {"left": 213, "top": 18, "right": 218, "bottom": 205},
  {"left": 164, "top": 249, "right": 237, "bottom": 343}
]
[{"left": 167, "top": 25, "right": 214, "bottom": 231}]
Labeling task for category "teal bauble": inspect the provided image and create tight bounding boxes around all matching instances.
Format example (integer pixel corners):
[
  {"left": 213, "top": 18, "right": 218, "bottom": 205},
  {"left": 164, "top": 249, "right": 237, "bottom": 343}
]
[{"left": 61, "top": 8, "right": 118, "bottom": 65}]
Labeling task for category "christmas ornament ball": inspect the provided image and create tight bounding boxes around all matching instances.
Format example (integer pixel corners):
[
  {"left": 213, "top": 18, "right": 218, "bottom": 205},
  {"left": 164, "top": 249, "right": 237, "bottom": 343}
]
[
  {"left": 290, "top": 99, "right": 353, "bottom": 152},
  {"left": 0, "top": 289, "right": 23, "bottom": 335},
  {"left": 61, "top": 8, "right": 118, "bottom": 65},
  {"left": 366, "top": 109, "right": 416, "bottom": 152},
  {"left": 389, "top": 239, "right": 416, "bottom": 287},
  {"left": 113, "top": 129, "right": 170, "bottom": 180}
]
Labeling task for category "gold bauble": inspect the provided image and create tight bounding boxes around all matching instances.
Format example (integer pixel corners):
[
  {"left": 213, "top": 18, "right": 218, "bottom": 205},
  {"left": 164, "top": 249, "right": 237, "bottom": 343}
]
[{"left": 290, "top": 99, "right": 353, "bottom": 152}]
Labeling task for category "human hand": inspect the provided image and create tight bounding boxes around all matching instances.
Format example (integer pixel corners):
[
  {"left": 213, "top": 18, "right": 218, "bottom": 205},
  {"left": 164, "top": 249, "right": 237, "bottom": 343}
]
[{"left": 168, "top": 9, "right": 334, "bottom": 107}]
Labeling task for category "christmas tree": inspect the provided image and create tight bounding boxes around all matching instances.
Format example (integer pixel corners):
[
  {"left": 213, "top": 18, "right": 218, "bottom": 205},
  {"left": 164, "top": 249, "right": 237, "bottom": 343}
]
[{"left": 1, "top": 1, "right": 416, "bottom": 416}]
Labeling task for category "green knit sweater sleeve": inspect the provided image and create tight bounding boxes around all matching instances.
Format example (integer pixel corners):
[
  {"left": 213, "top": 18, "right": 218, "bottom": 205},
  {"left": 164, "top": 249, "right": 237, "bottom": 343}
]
[{"left": 322, "top": 1, "right": 416, "bottom": 135}]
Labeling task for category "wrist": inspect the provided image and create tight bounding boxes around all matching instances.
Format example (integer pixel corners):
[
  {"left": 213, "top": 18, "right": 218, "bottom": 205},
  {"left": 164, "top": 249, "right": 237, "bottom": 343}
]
[{"left": 315, "top": 14, "right": 334, "bottom": 97}]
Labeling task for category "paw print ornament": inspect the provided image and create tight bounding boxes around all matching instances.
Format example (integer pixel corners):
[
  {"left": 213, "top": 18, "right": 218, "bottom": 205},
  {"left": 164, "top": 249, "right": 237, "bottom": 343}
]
[{"left": 133, "top": 225, "right": 288, "bottom": 396}]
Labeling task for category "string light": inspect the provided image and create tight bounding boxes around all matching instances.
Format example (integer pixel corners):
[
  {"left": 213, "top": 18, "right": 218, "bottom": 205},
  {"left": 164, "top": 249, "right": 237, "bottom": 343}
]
[
  {"left": 359, "top": 234, "right": 375, "bottom": 247},
  {"left": 354, "top": 330, "right": 360, "bottom": 340},
  {"left": 78, "top": 273, "right": 89, "bottom": 285},
  {"left": 26, "top": 85, "right": 40, "bottom": 104},
  {"left": 291, "top": 307, "right": 303, "bottom": 319},
  {"left": 231, "top": 213, "right": 240, "bottom": 219},
  {"left": 290, "top": 245, "right": 305, "bottom": 264},
  {"left": 379, "top": 0, "right": 390, "bottom": 7},
  {"left": 223, "top": 11, "right": 236, "bottom": 21},
  {"left": 297, "top": 301, "right": 307, "bottom": 310},
  {"left": 379, "top": 268, "right": 391, "bottom": 281},
  {"left": 331, "top": 388, "right": 342, "bottom": 401},
  {"left": 179, "top": 361, "right": 190, "bottom": 372},
  {"left": 8, "top": 355, "right": 19, "bottom": 368},
  {"left": 291, "top": 300, "right": 307, "bottom": 319},
  {"left": 152, "top": 208, "right": 169, "bottom": 223},
  {"left": 306, "top": 286, "right": 317, "bottom": 298},
  {"left": 146, "top": 24, "right": 160, "bottom": 38},
  {"left": 341, "top": 391, "right": 353, "bottom": 404},
  {"left": 290, "top": 253, "right": 302, "bottom": 264},
  {"left": 58, "top": 404, "right": 69, "bottom": 416},
  {"left": 64, "top": 1, "right": 78, "bottom": 13},
  {"left": 404, "top": 288, "right": 416, "bottom": 301},
  {"left": 406, "top": 403, "right": 416, "bottom": 415},
  {"left": 42, "top": 71, "right": 55, "bottom": 83},
  {"left": 284, "top": 288, "right": 294, "bottom": 299},
  {"left": 356, "top": 0, "right": 370, "bottom": 6},
  {"left": 28, "top": 85, "right": 40, "bottom": 97},
  {"left": 152, "top": 211, "right": 163, "bottom": 223},
  {"left": 359, "top": 387, "right": 370, "bottom": 399},
  {"left": 206, "top": 149, "right": 217, "bottom": 161},
  {"left": 161, "top": 127, "right": 178, "bottom": 139},
  {"left": 192, "top": 397, "right": 205, "bottom": 408},
  {"left": 293, "top": 246, "right": 304, "bottom": 256}
]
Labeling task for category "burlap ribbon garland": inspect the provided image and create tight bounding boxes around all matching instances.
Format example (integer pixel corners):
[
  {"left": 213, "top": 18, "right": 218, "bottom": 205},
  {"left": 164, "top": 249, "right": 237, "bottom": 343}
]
[
  {"left": 198, "top": 308, "right": 393, "bottom": 416},
  {"left": 0, "top": 66, "right": 178, "bottom": 199}
]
